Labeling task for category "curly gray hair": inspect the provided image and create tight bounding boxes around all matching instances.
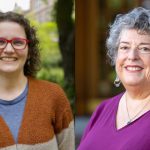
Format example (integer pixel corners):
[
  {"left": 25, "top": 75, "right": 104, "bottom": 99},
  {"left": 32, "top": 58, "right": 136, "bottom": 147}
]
[{"left": 106, "top": 7, "right": 150, "bottom": 66}]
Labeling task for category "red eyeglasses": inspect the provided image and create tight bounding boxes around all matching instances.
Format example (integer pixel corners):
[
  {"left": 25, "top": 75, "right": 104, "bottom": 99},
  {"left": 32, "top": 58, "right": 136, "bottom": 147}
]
[{"left": 0, "top": 38, "right": 30, "bottom": 50}]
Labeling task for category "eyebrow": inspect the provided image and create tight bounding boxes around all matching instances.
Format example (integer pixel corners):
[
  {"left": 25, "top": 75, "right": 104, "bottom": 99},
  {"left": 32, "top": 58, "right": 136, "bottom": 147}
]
[
  {"left": 119, "top": 41, "right": 150, "bottom": 45},
  {"left": 140, "top": 42, "right": 150, "bottom": 45},
  {"left": 119, "top": 41, "right": 129, "bottom": 44}
]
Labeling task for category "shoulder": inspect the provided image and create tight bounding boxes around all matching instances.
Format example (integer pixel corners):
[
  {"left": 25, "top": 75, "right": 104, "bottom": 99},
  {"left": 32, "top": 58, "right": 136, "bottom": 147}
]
[
  {"left": 94, "top": 93, "right": 123, "bottom": 116},
  {"left": 28, "top": 76, "right": 62, "bottom": 90},
  {"left": 28, "top": 77, "right": 66, "bottom": 96},
  {"left": 85, "top": 93, "right": 124, "bottom": 132},
  {"left": 81, "top": 93, "right": 124, "bottom": 141},
  {"left": 27, "top": 77, "right": 70, "bottom": 106}
]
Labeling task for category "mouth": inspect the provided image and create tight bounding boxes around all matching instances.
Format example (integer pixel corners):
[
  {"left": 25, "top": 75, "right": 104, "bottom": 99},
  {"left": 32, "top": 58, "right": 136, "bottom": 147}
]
[
  {"left": 125, "top": 65, "right": 143, "bottom": 72},
  {"left": 0, "top": 57, "right": 18, "bottom": 62}
]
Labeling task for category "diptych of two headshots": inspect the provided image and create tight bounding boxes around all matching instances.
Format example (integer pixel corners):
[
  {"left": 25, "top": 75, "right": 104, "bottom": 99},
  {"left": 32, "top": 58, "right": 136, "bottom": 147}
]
[{"left": 0, "top": 6, "right": 150, "bottom": 150}]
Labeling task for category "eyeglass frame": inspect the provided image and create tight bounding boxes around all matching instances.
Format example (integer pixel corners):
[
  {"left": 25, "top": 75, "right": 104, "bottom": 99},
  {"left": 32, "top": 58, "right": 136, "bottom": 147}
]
[{"left": 0, "top": 37, "right": 30, "bottom": 50}]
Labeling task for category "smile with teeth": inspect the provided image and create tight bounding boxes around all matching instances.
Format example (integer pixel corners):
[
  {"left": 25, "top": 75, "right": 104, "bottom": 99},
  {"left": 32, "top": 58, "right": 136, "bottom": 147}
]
[
  {"left": 0, "top": 57, "right": 17, "bottom": 62},
  {"left": 125, "top": 66, "right": 143, "bottom": 71}
]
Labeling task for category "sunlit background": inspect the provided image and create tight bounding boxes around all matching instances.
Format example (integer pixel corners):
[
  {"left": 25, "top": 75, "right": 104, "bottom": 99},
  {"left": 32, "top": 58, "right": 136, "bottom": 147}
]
[{"left": 0, "top": 0, "right": 30, "bottom": 12}]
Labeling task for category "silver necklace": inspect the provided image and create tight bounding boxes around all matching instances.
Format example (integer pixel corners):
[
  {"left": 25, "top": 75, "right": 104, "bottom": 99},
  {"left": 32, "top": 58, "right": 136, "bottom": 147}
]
[{"left": 125, "top": 94, "right": 150, "bottom": 125}]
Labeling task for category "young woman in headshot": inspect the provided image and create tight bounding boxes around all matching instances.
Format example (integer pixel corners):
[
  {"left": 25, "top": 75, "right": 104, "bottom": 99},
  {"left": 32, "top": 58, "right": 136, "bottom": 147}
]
[
  {"left": 78, "top": 7, "right": 150, "bottom": 150},
  {"left": 0, "top": 12, "right": 74, "bottom": 149}
]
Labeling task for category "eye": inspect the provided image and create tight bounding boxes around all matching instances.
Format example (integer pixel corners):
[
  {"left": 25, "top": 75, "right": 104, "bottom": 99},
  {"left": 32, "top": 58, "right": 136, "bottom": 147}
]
[
  {"left": 12, "top": 39, "right": 25, "bottom": 46},
  {"left": 0, "top": 39, "right": 6, "bottom": 45},
  {"left": 139, "top": 47, "right": 150, "bottom": 53},
  {"left": 118, "top": 45, "right": 129, "bottom": 51}
]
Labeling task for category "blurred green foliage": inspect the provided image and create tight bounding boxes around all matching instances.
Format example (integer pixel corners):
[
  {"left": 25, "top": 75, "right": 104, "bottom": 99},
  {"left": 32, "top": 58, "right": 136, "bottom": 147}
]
[
  {"left": 31, "top": 21, "right": 64, "bottom": 83},
  {"left": 108, "top": 0, "right": 122, "bottom": 9},
  {"left": 29, "top": 21, "right": 75, "bottom": 108}
]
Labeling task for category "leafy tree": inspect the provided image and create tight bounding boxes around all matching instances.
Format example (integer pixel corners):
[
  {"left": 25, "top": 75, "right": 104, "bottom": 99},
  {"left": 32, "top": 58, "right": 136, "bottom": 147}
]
[
  {"left": 39, "top": 0, "right": 75, "bottom": 107},
  {"left": 54, "top": 0, "right": 75, "bottom": 105},
  {"left": 54, "top": 0, "right": 74, "bottom": 80},
  {"left": 35, "top": 21, "right": 64, "bottom": 84}
]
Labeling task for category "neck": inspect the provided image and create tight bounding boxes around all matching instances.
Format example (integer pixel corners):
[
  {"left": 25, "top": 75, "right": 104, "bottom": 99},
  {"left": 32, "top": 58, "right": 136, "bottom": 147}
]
[
  {"left": 0, "top": 72, "right": 27, "bottom": 100},
  {"left": 125, "top": 90, "right": 150, "bottom": 124},
  {"left": 124, "top": 84, "right": 150, "bottom": 100}
]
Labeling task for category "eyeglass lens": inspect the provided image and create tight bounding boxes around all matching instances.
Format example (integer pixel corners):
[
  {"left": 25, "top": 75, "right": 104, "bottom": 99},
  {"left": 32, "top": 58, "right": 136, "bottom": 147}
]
[{"left": 0, "top": 38, "right": 28, "bottom": 50}]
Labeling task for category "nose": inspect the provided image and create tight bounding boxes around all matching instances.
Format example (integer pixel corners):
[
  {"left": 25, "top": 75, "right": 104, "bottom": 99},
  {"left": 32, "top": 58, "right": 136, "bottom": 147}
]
[
  {"left": 3, "top": 43, "right": 15, "bottom": 53},
  {"left": 127, "top": 47, "right": 139, "bottom": 61}
]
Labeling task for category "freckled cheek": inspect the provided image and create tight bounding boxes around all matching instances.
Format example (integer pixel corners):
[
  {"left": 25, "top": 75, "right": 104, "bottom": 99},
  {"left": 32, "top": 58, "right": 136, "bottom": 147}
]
[
  {"left": 0, "top": 51, "right": 3, "bottom": 55},
  {"left": 145, "top": 68, "right": 150, "bottom": 81},
  {"left": 142, "top": 57, "right": 150, "bottom": 78},
  {"left": 115, "top": 55, "right": 123, "bottom": 66},
  {"left": 16, "top": 49, "right": 28, "bottom": 57},
  {"left": 115, "top": 56, "right": 125, "bottom": 75}
]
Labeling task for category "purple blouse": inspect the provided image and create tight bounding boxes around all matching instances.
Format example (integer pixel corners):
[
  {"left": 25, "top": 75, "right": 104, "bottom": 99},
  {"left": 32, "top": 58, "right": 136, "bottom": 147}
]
[{"left": 77, "top": 93, "right": 150, "bottom": 150}]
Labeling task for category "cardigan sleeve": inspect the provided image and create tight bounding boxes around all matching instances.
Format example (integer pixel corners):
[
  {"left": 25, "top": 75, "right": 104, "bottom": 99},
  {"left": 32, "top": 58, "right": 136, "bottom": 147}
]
[
  {"left": 52, "top": 84, "right": 75, "bottom": 150},
  {"left": 56, "top": 110, "right": 75, "bottom": 150}
]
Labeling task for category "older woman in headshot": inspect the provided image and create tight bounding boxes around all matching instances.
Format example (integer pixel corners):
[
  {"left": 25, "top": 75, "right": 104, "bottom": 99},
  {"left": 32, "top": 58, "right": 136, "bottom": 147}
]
[
  {"left": 0, "top": 12, "right": 74, "bottom": 149},
  {"left": 78, "top": 7, "right": 150, "bottom": 150}
]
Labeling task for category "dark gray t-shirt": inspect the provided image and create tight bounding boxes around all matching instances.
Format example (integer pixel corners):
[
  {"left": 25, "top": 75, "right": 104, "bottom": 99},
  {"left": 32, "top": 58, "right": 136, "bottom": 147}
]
[{"left": 0, "top": 84, "right": 28, "bottom": 143}]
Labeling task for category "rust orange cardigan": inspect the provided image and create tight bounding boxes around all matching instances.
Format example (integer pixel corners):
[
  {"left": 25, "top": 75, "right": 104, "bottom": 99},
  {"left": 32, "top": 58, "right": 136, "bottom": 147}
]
[{"left": 0, "top": 77, "right": 74, "bottom": 150}]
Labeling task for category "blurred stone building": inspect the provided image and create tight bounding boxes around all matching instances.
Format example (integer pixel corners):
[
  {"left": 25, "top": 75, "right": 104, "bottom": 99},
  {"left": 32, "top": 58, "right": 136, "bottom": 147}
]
[
  {"left": 14, "top": 0, "right": 55, "bottom": 22},
  {"left": 29, "top": 0, "right": 55, "bottom": 22}
]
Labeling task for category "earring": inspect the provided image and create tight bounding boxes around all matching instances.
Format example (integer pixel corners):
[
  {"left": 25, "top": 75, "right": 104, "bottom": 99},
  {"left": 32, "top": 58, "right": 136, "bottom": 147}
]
[{"left": 114, "top": 75, "right": 121, "bottom": 87}]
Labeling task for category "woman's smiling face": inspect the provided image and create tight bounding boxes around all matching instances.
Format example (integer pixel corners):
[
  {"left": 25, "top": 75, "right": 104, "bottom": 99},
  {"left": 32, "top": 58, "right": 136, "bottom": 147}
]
[
  {"left": 116, "top": 29, "right": 150, "bottom": 88},
  {"left": 0, "top": 21, "right": 28, "bottom": 75}
]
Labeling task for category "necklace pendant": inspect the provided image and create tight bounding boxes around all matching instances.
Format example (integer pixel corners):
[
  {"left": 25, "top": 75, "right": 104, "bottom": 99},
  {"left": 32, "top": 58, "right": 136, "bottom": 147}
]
[{"left": 127, "top": 121, "right": 131, "bottom": 125}]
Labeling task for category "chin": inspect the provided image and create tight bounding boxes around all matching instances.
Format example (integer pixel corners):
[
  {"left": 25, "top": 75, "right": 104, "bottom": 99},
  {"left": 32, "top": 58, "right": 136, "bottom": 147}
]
[
  {"left": 0, "top": 67, "right": 21, "bottom": 74},
  {"left": 122, "top": 74, "right": 144, "bottom": 83},
  {"left": 123, "top": 79, "right": 144, "bottom": 87}
]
